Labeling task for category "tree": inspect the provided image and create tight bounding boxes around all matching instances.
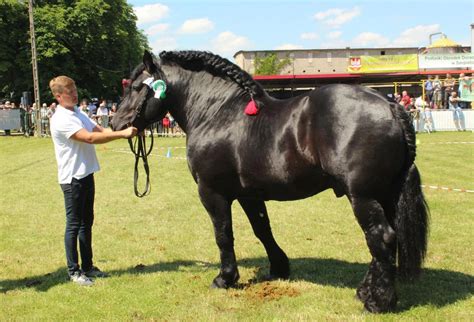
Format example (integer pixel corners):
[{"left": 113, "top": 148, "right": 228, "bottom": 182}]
[
  {"left": 0, "top": 0, "right": 31, "bottom": 101},
  {"left": 0, "top": 0, "right": 149, "bottom": 103},
  {"left": 254, "top": 53, "right": 291, "bottom": 76}
]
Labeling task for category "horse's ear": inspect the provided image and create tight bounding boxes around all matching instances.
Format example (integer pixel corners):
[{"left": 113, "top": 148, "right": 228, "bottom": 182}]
[{"left": 143, "top": 50, "right": 157, "bottom": 74}]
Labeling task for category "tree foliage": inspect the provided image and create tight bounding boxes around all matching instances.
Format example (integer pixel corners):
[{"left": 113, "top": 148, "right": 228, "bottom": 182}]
[
  {"left": 0, "top": 0, "right": 149, "bottom": 103},
  {"left": 254, "top": 53, "right": 291, "bottom": 76},
  {"left": 0, "top": 0, "right": 31, "bottom": 100}
]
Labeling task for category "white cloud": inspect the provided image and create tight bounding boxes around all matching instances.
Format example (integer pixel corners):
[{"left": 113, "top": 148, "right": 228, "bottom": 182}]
[
  {"left": 351, "top": 32, "right": 390, "bottom": 47},
  {"left": 179, "top": 18, "right": 214, "bottom": 34},
  {"left": 314, "top": 7, "right": 361, "bottom": 28},
  {"left": 300, "top": 32, "right": 319, "bottom": 40},
  {"left": 391, "top": 24, "right": 440, "bottom": 47},
  {"left": 327, "top": 31, "right": 342, "bottom": 39},
  {"left": 134, "top": 3, "right": 169, "bottom": 25},
  {"left": 145, "top": 24, "right": 169, "bottom": 36},
  {"left": 211, "top": 31, "right": 251, "bottom": 57},
  {"left": 150, "top": 36, "right": 177, "bottom": 52},
  {"left": 275, "top": 44, "right": 304, "bottom": 50}
]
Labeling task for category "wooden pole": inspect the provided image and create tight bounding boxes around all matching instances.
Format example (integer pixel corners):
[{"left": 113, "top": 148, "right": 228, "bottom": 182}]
[{"left": 27, "top": 0, "right": 41, "bottom": 137}]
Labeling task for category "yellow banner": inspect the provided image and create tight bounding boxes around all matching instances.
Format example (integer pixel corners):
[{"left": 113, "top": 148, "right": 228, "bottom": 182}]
[{"left": 347, "top": 54, "right": 418, "bottom": 73}]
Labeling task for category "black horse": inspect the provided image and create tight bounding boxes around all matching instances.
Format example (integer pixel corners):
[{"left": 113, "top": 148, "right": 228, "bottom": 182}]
[{"left": 111, "top": 51, "right": 429, "bottom": 313}]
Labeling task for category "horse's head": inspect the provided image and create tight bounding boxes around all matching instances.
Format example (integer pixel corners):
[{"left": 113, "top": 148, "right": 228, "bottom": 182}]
[{"left": 111, "top": 51, "right": 168, "bottom": 131}]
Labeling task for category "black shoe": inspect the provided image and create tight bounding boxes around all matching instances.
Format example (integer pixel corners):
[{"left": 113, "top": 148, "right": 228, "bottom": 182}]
[{"left": 84, "top": 266, "right": 109, "bottom": 278}]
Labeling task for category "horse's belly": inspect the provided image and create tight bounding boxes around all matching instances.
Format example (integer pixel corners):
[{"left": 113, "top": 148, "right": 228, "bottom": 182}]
[{"left": 239, "top": 172, "right": 330, "bottom": 201}]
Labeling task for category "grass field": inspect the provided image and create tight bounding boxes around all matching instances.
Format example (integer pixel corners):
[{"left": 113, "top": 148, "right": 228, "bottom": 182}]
[{"left": 1, "top": 131, "right": 473, "bottom": 320}]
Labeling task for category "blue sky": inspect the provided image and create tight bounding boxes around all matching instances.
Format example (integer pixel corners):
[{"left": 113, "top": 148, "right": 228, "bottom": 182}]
[{"left": 128, "top": 0, "right": 473, "bottom": 60}]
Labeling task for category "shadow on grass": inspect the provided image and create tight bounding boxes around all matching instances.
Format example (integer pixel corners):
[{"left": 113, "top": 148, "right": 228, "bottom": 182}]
[{"left": 1, "top": 257, "right": 472, "bottom": 311}]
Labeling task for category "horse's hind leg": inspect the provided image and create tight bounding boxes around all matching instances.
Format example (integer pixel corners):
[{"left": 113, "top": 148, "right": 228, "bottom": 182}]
[
  {"left": 351, "top": 196, "right": 397, "bottom": 313},
  {"left": 238, "top": 198, "right": 290, "bottom": 279},
  {"left": 198, "top": 184, "right": 239, "bottom": 289}
]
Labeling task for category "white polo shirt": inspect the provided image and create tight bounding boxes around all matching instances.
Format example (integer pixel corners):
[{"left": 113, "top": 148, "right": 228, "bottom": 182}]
[{"left": 51, "top": 105, "right": 100, "bottom": 184}]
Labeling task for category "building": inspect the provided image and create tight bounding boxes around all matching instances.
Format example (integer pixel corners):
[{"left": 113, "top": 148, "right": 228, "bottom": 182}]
[{"left": 233, "top": 35, "right": 473, "bottom": 98}]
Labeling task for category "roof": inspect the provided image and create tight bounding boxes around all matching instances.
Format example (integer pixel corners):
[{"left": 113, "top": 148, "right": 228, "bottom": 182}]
[
  {"left": 253, "top": 69, "right": 473, "bottom": 88},
  {"left": 429, "top": 37, "right": 461, "bottom": 48},
  {"left": 233, "top": 46, "right": 421, "bottom": 57}
]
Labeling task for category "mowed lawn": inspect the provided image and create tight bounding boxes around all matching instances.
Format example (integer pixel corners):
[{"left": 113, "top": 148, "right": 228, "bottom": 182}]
[{"left": 1, "top": 131, "right": 473, "bottom": 320}]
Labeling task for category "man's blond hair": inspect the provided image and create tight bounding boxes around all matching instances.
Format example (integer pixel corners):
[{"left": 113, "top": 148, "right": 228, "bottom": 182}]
[{"left": 49, "top": 76, "right": 76, "bottom": 96}]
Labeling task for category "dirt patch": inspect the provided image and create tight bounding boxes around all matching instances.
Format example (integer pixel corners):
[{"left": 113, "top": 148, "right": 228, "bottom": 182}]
[{"left": 238, "top": 281, "right": 300, "bottom": 302}]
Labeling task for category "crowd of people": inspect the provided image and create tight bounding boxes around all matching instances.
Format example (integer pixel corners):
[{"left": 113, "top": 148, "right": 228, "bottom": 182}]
[
  {"left": 2, "top": 72, "right": 472, "bottom": 136},
  {"left": 393, "top": 73, "right": 472, "bottom": 132},
  {"left": 1, "top": 98, "right": 185, "bottom": 137}
]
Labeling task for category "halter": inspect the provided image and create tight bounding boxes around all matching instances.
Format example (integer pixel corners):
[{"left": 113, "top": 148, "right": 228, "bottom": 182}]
[{"left": 127, "top": 75, "right": 167, "bottom": 197}]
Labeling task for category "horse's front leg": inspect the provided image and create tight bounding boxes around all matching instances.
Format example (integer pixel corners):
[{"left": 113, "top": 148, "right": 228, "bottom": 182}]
[
  {"left": 198, "top": 184, "right": 239, "bottom": 289},
  {"left": 238, "top": 198, "right": 289, "bottom": 280}
]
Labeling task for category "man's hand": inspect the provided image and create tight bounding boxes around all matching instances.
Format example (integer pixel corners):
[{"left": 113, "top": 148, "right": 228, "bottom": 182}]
[
  {"left": 122, "top": 126, "right": 138, "bottom": 139},
  {"left": 72, "top": 126, "right": 138, "bottom": 144}
]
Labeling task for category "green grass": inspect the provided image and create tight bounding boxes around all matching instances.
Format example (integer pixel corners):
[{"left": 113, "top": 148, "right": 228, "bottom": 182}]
[{"left": 1, "top": 132, "right": 473, "bottom": 320}]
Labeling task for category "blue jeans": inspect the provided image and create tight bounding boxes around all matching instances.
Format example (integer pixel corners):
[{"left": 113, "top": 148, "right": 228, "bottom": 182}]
[
  {"left": 60, "top": 174, "right": 95, "bottom": 276},
  {"left": 450, "top": 107, "right": 464, "bottom": 120}
]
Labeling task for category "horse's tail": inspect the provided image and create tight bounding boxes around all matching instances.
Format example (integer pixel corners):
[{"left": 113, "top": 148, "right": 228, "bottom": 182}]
[{"left": 390, "top": 102, "right": 429, "bottom": 280}]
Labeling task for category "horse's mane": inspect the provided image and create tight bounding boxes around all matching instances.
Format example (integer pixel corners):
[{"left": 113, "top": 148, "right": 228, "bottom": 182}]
[{"left": 159, "top": 51, "right": 265, "bottom": 99}]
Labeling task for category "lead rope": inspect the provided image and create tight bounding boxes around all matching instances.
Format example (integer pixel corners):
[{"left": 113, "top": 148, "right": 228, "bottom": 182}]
[{"left": 128, "top": 127, "right": 154, "bottom": 197}]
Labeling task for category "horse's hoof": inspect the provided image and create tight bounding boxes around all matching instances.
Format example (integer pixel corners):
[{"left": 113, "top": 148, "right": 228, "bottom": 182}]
[
  {"left": 210, "top": 276, "right": 229, "bottom": 289},
  {"left": 267, "top": 270, "right": 290, "bottom": 281},
  {"left": 358, "top": 286, "right": 398, "bottom": 313},
  {"left": 269, "top": 258, "right": 290, "bottom": 279},
  {"left": 364, "top": 299, "right": 397, "bottom": 314},
  {"left": 356, "top": 286, "right": 369, "bottom": 303},
  {"left": 210, "top": 271, "right": 240, "bottom": 289}
]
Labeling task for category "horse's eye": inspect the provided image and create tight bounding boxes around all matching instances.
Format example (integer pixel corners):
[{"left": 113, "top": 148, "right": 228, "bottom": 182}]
[{"left": 132, "top": 83, "right": 143, "bottom": 91}]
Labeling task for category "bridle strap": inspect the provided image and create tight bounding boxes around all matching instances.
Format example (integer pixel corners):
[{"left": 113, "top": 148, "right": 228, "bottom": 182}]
[
  {"left": 125, "top": 73, "right": 165, "bottom": 197},
  {"left": 128, "top": 127, "right": 154, "bottom": 197}
]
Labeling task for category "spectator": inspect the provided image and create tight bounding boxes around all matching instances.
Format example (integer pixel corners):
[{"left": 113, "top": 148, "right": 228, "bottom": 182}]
[
  {"left": 425, "top": 75, "right": 434, "bottom": 105},
  {"left": 458, "top": 73, "right": 472, "bottom": 109},
  {"left": 448, "top": 91, "right": 465, "bottom": 131},
  {"left": 49, "top": 75, "right": 137, "bottom": 286},
  {"left": 168, "top": 113, "right": 176, "bottom": 136},
  {"left": 400, "top": 90, "right": 412, "bottom": 111},
  {"left": 79, "top": 99, "right": 88, "bottom": 113},
  {"left": 47, "top": 102, "right": 56, "bottom": 118},
  {"left": 47, "top": 103, "right": 56, "bottom": 134},
  {"left": 3, "top": 101, "right": 12, "bottom": 135},
  {"left": 413, "top": 95, "right": 427, "bottom": 133},
  {"left": 40, "top": 103, "right": 49, "bottom": 137},
  {"left": 423, "top": 105, "right": 434, "bottom": 133},
  {"left": 393, "top": 92, "right": 401, "bottom": 104},
  {"left": 96, "top": 100, "right": 109, "bottom": 128},
  {"left": 109, "top": 103, "right": 117, "bottom": 127},
  {"left": 87, "top": 100, "right": 97, "bottom": 118},
  {"left": 30, "top": 102, "right": 37, "bottom": 131},
  {"left": 443, "top": 73, "right": 456, "bottom": 109},
  {"left": 162, "top": 113, "right": 170, "bottom": 136},
  {"left": 432, "top": 75, "right": 443, "bottom": 109}
]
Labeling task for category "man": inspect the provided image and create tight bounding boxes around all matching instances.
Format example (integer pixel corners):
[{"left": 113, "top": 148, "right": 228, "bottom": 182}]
[
  {"left": 400, "top": 90, "right": 412, "bottom": 111},
  {"left": 40, "top": 103, "right": 49, "bottom": 136},
  {"left": 448, "top": 91, "right": 465, "bottom": 131},
  {"left": 4, "top": 101, "right": 12, "bottom": 135},
  {"left": 49, "top": 76, "right": 137, "bottom": 286}
]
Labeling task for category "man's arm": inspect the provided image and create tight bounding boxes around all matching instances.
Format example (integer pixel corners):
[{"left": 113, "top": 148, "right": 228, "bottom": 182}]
[{"left": 71, "top": 126, "right": 137, "bottom": 144}]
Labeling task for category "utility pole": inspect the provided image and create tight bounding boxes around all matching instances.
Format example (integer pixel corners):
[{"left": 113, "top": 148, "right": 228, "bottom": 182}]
[{"left": 27, "top": 0, "right": 41, "bottom": 137}]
